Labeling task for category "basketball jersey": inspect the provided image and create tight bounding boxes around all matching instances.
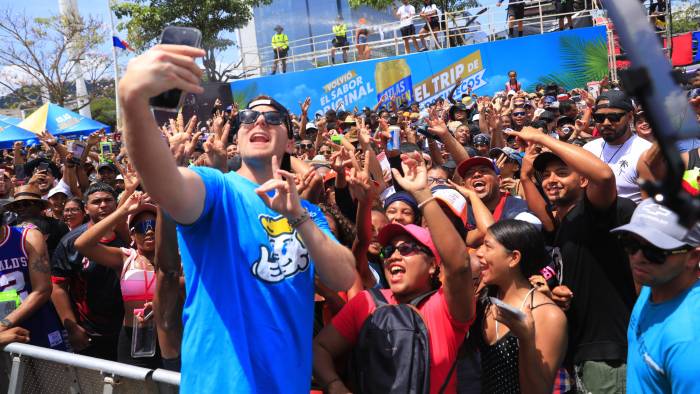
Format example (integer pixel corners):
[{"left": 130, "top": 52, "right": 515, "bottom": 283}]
[{"left": 0, "top": 225, "right": 68, "bottom": 350}]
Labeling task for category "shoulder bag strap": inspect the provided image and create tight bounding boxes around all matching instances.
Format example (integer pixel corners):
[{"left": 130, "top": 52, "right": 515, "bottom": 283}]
[{"left": 368, "top": 287, "right": 389, "bottom": 307}]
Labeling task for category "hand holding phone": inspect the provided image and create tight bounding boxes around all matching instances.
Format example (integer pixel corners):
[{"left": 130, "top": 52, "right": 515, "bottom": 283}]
[
  {"left": 149, "top": 26, "right": 203, "bottom": 112},
  {"left": 489, "top": 297, "right": 527, "bottom": 321}
]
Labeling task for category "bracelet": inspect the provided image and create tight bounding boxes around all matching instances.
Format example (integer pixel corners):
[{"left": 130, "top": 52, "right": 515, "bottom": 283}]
[
  {"left": 417, "top": 197, "right": 436, "bottom": 209},
  {"left": 0, "top": 318, "right": 13, "bottom": 329},
  {"left": 288, "top": 209, "right": 311, "bottom": 228}
]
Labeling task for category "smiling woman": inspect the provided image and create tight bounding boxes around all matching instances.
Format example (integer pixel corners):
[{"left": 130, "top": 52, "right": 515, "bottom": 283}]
[{"left": 74, "top": 192, "right": 162, "bottom": 368}]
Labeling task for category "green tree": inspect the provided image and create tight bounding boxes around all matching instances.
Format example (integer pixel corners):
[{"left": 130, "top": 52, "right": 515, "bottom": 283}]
[
  {"left": 671, "top": 0, "right": 700, "bottom": 35},
  {"left": 113, "top": 0, "right": 273, "bottom": 82},
  {"left": 0, "top": 8, "right": 111, "bottom": 108},
  {"left": 91, "top": 97, "right": 117, "bottom": 130}
]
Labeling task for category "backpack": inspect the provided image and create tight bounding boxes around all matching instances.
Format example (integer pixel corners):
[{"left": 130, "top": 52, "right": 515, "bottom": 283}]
[{"left": 350, "top": 288, "right": 435, "bottom": 394}]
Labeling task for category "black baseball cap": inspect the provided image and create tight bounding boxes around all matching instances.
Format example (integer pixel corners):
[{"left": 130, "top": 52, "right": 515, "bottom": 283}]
[
  {"left": 595, "top": 90, "right": 634, "bottom": 112},
  {"left": 533, "top": 151, "right": 565, "bottom": 172}
]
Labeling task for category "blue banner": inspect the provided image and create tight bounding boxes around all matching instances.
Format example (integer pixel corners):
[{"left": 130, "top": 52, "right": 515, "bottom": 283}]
[{"left": 230, "top": 26, "right": 609, "bottom": 114}]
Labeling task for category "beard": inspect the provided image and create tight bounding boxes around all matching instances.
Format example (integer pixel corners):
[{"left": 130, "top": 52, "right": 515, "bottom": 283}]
[{"left": 601, "top": 123, "right": 629, "bottom": 143}]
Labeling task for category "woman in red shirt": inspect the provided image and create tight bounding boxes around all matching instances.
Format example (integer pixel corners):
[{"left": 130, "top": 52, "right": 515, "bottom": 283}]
[{"left": 313, "top": 152, "right": 475, "bottom": 393}]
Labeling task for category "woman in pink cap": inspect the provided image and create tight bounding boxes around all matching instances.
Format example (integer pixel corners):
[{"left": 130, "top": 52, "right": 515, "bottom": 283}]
[
  {"left": 313, "top": 152, "right": 475, "bottom": 393},
  {"left": 75, "top": 191, "right": 160, "bottom": 368}
]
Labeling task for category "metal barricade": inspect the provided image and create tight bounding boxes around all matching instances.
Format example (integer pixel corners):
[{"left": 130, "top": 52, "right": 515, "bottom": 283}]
[{"left": 1, "top": 343, "right": 179, "bottom": 394}]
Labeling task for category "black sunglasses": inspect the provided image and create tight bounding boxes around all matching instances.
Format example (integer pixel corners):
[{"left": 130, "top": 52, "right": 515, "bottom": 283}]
[
  {"left": 592, "top": 112, "right": 626, "bottom": 124},
  {"left": 238, "top": 109, "right": 285, "bottom": 125},
  {"left": 381, "top": 241, "right": 432, "bottom": 259},
  {"left": 132, "top": 219, "right": 156, "bottom": 234},
  {"left": 619, "top": 235, "right": 691, "bottom": 265},
  {"left": 512, "top": 112, "right": 527, "bottom": 117}
]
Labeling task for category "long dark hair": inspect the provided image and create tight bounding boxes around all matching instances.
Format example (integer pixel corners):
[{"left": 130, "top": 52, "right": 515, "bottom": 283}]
[
  {"left": 488, "top": 219, "right": 547, "bottom": 279},
  {"left": 480, "top": 220, "right": 547, "bottom": 301}
]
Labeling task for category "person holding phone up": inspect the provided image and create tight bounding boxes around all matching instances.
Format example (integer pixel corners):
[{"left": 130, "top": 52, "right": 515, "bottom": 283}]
[{"left": 118, "top": 43, "right": 356, "bottom": 393}]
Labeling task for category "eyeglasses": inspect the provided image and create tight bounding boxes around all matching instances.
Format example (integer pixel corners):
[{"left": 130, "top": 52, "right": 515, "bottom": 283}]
[
  {"left": 428, "top": 177, "right": 448, "bottom": 185},
  {"left": 63, "top": 207, "right": 82, "bottom": 214},
  {"left": 238, "top": 109, "right": 285, "bottom": 125},
  {"left": 619, "top": 235, "right": 691, "bottom": 264},
  {"left": 132, "top": 219, "right": 156, "bottom": 234},
  {"left": 300, "top": 143, "right": 313, "bottom": 149},
  {"left": 381, "top": 241, "right": 432, "bottom": 259},
  {"left": 512, "top": 112, "right": 527, "bottom": 117},
  {"left": 319, "top": 149, "right": 331, "bottom": 154},
  {"left": 592, "top": 112, "right": 626, "bottom": 124}
]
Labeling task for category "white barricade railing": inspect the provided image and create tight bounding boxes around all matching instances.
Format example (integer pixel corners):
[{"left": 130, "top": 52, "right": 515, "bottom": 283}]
[
  {"left": 237, "top": 0, "right": 602, "bottom": 77},
  {"left": 1, "top": 343, "right": 179, "bottom": 394}
]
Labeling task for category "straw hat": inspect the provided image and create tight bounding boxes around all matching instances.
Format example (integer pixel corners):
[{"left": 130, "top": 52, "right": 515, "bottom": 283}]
[{"left": 4, "top": 185, "right": 49, "bottom": 210}]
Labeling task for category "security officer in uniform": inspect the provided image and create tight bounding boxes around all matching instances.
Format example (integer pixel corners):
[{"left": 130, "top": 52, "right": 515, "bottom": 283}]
[
  {"left": 271, "top": 25, "right": 289, "bottom": 74},
  {"left": 330, "top": 16, "right": 349, "bottom": 64}
]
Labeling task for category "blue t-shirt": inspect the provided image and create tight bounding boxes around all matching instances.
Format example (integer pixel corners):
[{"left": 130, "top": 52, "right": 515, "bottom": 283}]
[
  {"left": 627, "top": 281, "right": 700, "bottom": 394},
  {"left": 176, "top": 167, "right": 336, "bottom": 393}
]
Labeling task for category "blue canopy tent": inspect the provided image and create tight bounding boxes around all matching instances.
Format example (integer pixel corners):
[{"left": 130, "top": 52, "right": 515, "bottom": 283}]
[
  {"left": 0, "top": 121, "right": 38, "bottom": 149},
  {"left": 0, "top": 115, "right": 21, "bottom": 125},
  {"left": 19, "top": 103, "right": 110, "bottom": 139}
]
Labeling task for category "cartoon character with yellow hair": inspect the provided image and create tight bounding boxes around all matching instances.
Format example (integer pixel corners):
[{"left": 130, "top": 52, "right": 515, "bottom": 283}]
[{"left": 251, "top": 214, "right": 310, "bottom": 283}]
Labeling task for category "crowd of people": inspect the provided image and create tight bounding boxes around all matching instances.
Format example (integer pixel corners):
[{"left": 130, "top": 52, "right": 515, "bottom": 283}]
[{"left": 0, "top": 39, "right": 699, "bottom": 393}]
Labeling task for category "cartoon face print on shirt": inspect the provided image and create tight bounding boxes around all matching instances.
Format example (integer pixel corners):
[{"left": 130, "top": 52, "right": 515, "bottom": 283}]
[{"left": 251, "top": 214, "right": 310, "bottom": 283}]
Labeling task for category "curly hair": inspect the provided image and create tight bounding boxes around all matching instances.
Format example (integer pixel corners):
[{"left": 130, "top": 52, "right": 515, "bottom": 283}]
[{"left": 318, "top": 203, "right": 356, "bottom": 248}]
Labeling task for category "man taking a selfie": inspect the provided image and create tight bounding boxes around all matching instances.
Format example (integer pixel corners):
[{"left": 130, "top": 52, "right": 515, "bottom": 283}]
[{"left": 118, "top": 43, "right": 356, "bottom": 393}]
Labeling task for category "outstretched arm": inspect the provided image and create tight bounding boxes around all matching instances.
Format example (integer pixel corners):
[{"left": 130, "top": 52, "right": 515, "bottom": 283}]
[{"left": 119, "top": 45, "right": 207, "bottom": 224}]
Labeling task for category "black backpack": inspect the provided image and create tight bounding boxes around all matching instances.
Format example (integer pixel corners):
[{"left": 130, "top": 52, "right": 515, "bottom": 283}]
[{"left": 350, "top": 288, "right": 456, "bottom": 394}]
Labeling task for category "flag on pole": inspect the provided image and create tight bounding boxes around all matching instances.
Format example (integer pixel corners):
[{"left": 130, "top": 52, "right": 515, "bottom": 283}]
[{"left": 112, "top": 36, "right": 132, "bottom": 51}]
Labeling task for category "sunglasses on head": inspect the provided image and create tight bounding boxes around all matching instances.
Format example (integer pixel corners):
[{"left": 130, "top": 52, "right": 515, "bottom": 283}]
[
  {"left": 381, "top": 241, "right": 432, "bottom": 259},
  {"left": 619, "top": 235, "right": 691, "bottom": 264},
  {"left": 238, "top": 109, "right": 285, "bottom": 125},
  {"left": 592, "top": 112, "right": 626, "bottom": 124},
  {"left": 132, "top": 219, "right": 156, "bottom": 234},
  {"left": 512, "top": 112, "right": 527, "bottom": 117}
]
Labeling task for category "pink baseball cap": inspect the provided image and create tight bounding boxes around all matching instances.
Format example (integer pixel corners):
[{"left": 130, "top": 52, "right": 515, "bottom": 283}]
[
  {"left": 378, "top": 223, "right": 440, "bottom": 264},
  {"left": 127, "top": 203, "right": 158, "bottom": 229}
]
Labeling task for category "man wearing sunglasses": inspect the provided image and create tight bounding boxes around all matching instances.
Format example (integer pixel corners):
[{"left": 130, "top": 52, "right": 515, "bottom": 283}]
[
  {"left": 119, "top": 45, "right": 356, "bottom": 394},
  {"left": 510, "top": 126, "right": 636, "bottom": 394},
  {"left": 583, "top": 90, "right": 651, "bottom": 203},
  {"left": 610, "top": 199, "right": 700, "bottom": 393}
]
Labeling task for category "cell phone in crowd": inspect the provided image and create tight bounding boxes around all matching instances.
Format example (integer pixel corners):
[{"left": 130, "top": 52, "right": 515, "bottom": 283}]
[
  {"left": 489, "top": 297, "right": 527, "bottom": 321},
  {"left": 149, "top": 26, "right": 203, "bottom": 112},
  {"left": 100, "top": 142, "right": 113, "bottom": 156},
  {"left": 70, "top": 141, "right": 86, "bottom": 157}
]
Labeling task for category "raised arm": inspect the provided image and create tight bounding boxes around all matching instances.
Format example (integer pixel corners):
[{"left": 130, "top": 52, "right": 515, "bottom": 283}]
[
  {"left": 519, "top": 142, "right": 555, "bottom": 231},
  {"left": 506, "top": 127, "right": 617, "bottom": 209},
  {"left": 449, "top": 180, "right": 496, "bottom": 247},
  {"left": 74, "top": 193, "right": 146, "bottom": 270},
  {"left": 256, "top": 156, "right": 356, "bottom": 291},
  {"left": 426, "top": 116, "right": 470, "bottom": 166},
  {"left": 118, "top": 45, "right": 207, "bottom": 224},
  {"left": 392, "top": 152, "right": 474, "bottom": 322}
]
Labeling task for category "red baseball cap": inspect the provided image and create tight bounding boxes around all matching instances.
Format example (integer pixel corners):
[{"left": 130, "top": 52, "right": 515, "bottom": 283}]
[{"left": 456, "top": 156, "right": 499, "bottom": 178}]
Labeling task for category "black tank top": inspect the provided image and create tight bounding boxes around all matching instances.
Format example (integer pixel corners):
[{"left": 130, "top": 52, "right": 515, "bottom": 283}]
[
  {"left": 687, "top": 148, "right": 700, "bottom": 170},
  {"left": 479, "top": 333, "right": 520, "bottom": 393}
]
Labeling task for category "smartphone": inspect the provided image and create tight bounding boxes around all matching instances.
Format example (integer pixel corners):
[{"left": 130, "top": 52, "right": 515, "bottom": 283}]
[
  {"left": 70, "top": 141, "right": 86, "bottom": 158},
  {"left": 149, "top": 26, "right": 203, "bottom": 112},
  {"left": 100, "top": 142, "right": 113, "bottom": 156},
  {"left": 489, "top": 297, "right": 527, "bottom": 321}
]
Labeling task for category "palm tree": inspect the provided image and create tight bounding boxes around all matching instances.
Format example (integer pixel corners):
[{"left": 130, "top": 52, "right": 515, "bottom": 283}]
[{"left": 528, "top": 33, "right": 609, "bottom": 91}]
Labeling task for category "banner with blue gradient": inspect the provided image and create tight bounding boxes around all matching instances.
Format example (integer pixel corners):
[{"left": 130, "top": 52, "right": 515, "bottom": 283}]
[{"left": 230, "top": 26, "right": 608, "bottom": 114}]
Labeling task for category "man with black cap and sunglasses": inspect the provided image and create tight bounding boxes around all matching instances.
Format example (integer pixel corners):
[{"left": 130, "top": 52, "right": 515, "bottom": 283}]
[
  {"left": 118, "top": 45, "right": 356, "bottom": 393},
  {"left": 508, "top": 126, "right": 636, "bottom": 394},
  {"left": 583, "top": 90, "right": 652, "bottom": 203},
  {"left": 611, "top": 199, "right": 700, "bottom": 393}
]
